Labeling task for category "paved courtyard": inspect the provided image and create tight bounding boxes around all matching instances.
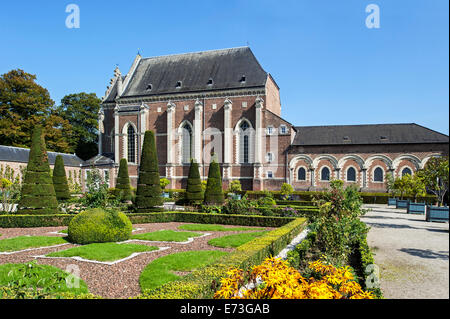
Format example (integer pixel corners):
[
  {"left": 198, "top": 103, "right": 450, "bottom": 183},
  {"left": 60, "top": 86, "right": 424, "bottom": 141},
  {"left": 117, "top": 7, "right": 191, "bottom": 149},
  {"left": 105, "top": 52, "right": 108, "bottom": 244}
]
[{"left": 360, "top": 204, "right": 449, "bottom": 299}]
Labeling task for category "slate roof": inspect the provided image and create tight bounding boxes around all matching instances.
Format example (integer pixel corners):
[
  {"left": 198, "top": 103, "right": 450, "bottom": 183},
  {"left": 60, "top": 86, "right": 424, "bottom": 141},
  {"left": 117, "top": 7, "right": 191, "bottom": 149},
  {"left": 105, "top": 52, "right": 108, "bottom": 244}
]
[
  {"left": 82, "top": 154, "right": 114, "bottom": 167},
  {"left": 292, "top": 123, "right": 449, "bottom": 146},
  {"left": 120, "top": 47, "right": 268, "bottom": 98},
  {"left": 0, "top": 145, "right": 84, "bottom": 166}
]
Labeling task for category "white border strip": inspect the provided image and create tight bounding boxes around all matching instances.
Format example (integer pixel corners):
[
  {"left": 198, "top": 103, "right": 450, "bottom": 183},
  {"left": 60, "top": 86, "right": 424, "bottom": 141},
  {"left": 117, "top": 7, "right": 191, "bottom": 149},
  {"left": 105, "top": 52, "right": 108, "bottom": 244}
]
[
  {"left": 123, "top": 232, "right": 211, "bottom": 245},
  {"left": 275, "top": 228, "right": 309, "bottom": 259},
  {"left": 33, "top": 246, "right": 171, "bottom": 265},
  {"left": 0, "top": 243, "right": 71, "bottom": 255}
]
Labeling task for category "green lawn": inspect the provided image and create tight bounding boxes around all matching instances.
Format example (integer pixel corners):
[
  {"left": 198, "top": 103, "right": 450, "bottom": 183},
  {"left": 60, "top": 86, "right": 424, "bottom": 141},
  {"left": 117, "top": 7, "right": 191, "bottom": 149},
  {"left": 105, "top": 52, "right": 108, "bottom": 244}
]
[
  {"left": 207, "top": 231, "right": 268, "bottom": 248},
  {"left": 131, "top": 230, "right": 202, "bottom": 242},
  {"left": 46, "top": 242, "right": 159, "bottom": 262},
  {"left": 178, "top": 224, "right": 265, "bottom": 232},
  {"left": 139, "top": 250, "right": 228, "bottom": 292},
  {"left": 0, "top": 236, "right": 68, "bottom": 253},
  {"left": 0, "top": 262, "right": 89, "bottom": 295}
]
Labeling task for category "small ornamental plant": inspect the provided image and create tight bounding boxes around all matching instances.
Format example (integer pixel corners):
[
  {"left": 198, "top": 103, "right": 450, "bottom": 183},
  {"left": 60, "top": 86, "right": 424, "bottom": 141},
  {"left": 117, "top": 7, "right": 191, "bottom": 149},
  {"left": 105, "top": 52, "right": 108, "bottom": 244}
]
[
  {"left": 116, "top": 158, "right": 132, "bottom": 202},
  {"left": 186, "top": 159, "right": 203, "bottom": 205},
  {"left": 52, "top": 155, "right": 71, "bottom": 201},
  {"left": 203, "top": 157, "right": 224, "bottom": 205},
  {"left": 134, "top": 131, "right": 163, "bottom": 212},
  {"left": 214, "top": 257, "right": 375, "bottom": 299}
]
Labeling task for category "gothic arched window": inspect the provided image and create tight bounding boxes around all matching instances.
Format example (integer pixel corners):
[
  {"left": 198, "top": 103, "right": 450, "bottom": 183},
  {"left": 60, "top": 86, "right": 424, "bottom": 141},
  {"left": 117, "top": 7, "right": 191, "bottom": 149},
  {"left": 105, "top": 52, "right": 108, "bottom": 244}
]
[
  {"left": 181, "top": 122, "right": 193, "bottom": 164},
  {"left": 321, "top": 167, "right": 330, "bottom": 181},
  {"left": 347, "top": 167, "right": 356, "bottom": 182},
  {"left": 127, "top": 125, "right": 136, "bottom": 163},
  {"left": 239, "top": 121, "right": 250, "bottom": 164},
  {"left": 374, "top": 167, "right": 384, "bottom": 182},
  {"left": 297, "top": 167, "right": 306, "bottom": 181},
  {"left": 401, "top": 167, "right": 412, "bottom": 177}
]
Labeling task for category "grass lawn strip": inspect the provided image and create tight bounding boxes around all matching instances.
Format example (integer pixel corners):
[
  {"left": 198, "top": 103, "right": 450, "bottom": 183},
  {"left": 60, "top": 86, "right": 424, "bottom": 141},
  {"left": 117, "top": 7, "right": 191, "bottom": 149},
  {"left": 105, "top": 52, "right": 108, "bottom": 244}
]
[
  {"left": 50, "top": 227, "right": 142, "bottom": 236},
  {"left": 178, "top": 224, "right": 266, "bottom": 232},
  {"left": 139, "top": 250, "right": 229, "bottom": 292},
  {"left": 0, "top": 263, "right": 89, "bottom": 295},
  {"left": 0, "top": 235, "right": 70, "bottom": 254},
  {"left": 207, "top": 231, "right": 268, "bottom": 248},
  {"left": 39, "top": 242, "right": 168, "bottom": 265},
  {"left": 129, "top": 230, "right": 208, "bottom": 244}
]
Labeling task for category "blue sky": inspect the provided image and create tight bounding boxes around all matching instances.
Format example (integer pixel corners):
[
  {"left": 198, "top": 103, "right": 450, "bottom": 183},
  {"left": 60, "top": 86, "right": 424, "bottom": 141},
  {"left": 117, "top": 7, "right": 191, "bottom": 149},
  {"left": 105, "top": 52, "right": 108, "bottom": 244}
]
[{"left": 1, "top": 0, "right": 448, "bottom": 134}]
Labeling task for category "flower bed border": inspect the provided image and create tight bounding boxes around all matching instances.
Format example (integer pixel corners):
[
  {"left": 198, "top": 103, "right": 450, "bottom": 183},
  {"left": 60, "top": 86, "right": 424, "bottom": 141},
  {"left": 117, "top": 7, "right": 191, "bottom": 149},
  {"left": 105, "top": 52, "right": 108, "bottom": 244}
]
[{"left": 136, "top": 217, "right": 307, "bottom": 299}]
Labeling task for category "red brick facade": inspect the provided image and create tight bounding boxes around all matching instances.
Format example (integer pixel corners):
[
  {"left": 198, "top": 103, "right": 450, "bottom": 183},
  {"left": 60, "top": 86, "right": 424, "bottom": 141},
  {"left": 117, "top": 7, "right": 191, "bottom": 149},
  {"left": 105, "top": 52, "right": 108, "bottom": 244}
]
[{"left": 96, "top": 49, "right": 449, "bottom": 193}]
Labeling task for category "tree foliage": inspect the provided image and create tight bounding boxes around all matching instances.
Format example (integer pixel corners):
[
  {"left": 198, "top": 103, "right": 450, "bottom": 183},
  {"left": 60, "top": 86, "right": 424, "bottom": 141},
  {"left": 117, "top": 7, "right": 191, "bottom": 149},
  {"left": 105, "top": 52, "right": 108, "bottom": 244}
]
[
  {"left": 0, "top": 69, "right": 72, "bottom": 153},
  {"left": 56, "top": 92, "right": 101, "bottom": 160},
  {"left": 52, "top": 155, "right": 71, "bottom": 201},
  {"left": 134, "top": 131, "right": 162, "bottom": 212},
  {"left": 203, "top": 158, "right": 224, "bottom": 205},
  {"left": 186, "top": 159, "right": 203, "bottom": 204},
  {"left": 116, "top": 158, "right": 132, "bottom": 202},
  {"left": 416, "top": 156, "right": 449, "bottom": 206},
  {"left": 17, "top": 125, "right": 59, "bottom": 214}
]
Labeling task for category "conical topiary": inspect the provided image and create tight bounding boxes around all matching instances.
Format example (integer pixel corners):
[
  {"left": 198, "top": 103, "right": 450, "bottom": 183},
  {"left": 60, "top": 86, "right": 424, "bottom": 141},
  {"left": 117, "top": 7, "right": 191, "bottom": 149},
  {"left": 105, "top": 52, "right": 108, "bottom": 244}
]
[
  {"left": 17, "top": 125, "right": 59, "bottom": 214},
  {"left": 186, "top": 159, "right": 203, "bottom": 204},
  {"left": 53, "top": 155, "right": 71, "bottom": 201},
  {"left": 116, "top": 158, "right": 132, "bottom": 202},
  {"left": 203, "top": 157, "right": 224, "bottom": 205},
  {"left": 133, "top": 130, "right": 163, "bottom": 212}
]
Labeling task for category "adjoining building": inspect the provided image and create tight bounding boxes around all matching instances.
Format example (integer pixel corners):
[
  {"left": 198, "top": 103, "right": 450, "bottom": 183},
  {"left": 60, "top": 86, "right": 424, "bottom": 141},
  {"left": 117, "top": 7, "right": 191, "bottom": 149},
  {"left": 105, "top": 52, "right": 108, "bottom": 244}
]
[
  {"left": 0, "top": 145, "right": 85, "bottom": 188},
  {"left": 96, "top": 46, "right": 449, "bottom": 192}
]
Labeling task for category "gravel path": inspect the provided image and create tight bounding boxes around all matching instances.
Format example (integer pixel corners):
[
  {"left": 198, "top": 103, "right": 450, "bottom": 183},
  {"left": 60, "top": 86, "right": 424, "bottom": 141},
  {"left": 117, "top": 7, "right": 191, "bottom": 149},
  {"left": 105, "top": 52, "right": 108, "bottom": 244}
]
[
  {"left": 0, "top": 222, "right": 273, "bottom": 299},
  {"left": 360, "top": 204, "right": 449, "bottom": 299}
]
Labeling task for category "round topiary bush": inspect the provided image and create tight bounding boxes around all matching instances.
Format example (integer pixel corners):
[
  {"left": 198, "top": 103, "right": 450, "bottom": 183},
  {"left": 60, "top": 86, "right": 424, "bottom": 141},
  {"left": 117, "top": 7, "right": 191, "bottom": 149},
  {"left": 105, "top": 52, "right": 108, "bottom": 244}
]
[{"left": 67, "top": 208, "right": 132, "bottom": 244}]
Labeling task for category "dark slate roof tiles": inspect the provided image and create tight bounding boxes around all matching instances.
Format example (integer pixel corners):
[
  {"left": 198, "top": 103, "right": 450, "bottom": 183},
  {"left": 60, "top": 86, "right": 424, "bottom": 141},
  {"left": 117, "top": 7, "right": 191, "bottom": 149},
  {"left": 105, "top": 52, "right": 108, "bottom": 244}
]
[
  {"left": 121, "top": 47, "right": 268, "bottom": 97},
  {"left": 292, "top": 123, "right": 449, "bottom": 146},
  {"left": 0, "top": 145, "right": 84, "bottom": 166}
]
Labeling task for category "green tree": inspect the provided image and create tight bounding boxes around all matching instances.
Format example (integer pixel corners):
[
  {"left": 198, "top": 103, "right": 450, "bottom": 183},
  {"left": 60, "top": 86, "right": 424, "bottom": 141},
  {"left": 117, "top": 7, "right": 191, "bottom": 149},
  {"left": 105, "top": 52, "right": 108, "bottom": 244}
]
[
  {"left": 186, "top": 159, "right": 204, "bottom": 204},
  {"left": 52, "top": 155, "right": 71, "bottom": 201},
  {"left": 56, "top": 92, "right": 101, "bottom": 160},
  {"left": 116, "top": 158, "right": 132, "bottom": 202},
  {"left": 280, "top": 183, "right": 294, "bottom": 200},
  {"left": 134, "top": 131, "right": 162, "bottom": 212},
  {"left": 416, "top": 156, "right": 449, "bottom": 206},
  {"left": 408, "top": 174, "right": 426, "bottom": 203},
  {"left": 0, "top": 69, "right": 73, "bottom": 153},
  {"left": 160, "top": 178, "right": 170, "bottom": 190},
  {"left": 228, "top": 180, "right": 242, "bottom": 193},
  {"left": 17, "top": 125, "right": 59, "bottom": 214},
  {"left": 203, "top": 158, "right": 224, "bottom": 205}
]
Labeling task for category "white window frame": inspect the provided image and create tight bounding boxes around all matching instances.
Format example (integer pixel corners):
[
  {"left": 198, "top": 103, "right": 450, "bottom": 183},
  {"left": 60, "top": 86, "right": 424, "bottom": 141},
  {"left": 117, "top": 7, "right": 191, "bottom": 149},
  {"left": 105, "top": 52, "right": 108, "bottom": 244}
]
[
  {"left": 297, "top": 166, "right": 307, "bottom": 181},
  {"left": 346, "top": 166, "right": 357, "bottom": 182},
  {"left": 320, "top": 166, "right": 331, "bottom": 182},
  {"left": 372, "top": 166, "right": 385, "bottom": 183},
  {"left": 279, "top": 125, "right": 288, "bottom": 135}
]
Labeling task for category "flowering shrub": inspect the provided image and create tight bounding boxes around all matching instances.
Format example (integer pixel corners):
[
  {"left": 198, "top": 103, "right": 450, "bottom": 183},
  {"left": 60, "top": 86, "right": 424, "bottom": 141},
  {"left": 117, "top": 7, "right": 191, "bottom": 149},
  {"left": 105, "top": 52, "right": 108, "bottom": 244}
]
[{"left": 214, "top": 257, "right": 375, "bottom": 299}]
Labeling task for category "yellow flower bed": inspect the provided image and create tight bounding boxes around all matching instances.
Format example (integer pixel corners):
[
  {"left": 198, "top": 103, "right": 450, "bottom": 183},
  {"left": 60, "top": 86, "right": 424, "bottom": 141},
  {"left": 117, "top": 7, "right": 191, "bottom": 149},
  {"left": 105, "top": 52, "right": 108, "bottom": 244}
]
[{"left": 214, "top": 257, "right": 375, "bottom": 299}]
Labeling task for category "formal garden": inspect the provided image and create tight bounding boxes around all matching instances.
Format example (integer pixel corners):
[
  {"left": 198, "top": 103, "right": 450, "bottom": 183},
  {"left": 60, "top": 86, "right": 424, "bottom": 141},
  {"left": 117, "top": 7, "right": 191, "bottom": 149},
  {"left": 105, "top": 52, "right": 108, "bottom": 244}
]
[{"left": 0, "top": 125, "right": 447, "bottom": 300}]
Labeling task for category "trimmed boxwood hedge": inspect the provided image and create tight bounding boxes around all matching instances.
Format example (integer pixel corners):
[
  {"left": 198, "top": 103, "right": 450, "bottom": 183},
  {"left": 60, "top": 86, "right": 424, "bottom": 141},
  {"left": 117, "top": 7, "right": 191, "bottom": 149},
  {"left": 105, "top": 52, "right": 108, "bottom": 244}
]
[
  {"left": 136, "top": 217, "right": 307, "bottom": 299},
  {"left": 0, "top": 211, "right": 296, "bottom": 228},
  {"left": 247, "top": 190, "right": 437, "bottom": 205},
  {"left": 67, "top": 208, "right": 133, "bottom": 244}
]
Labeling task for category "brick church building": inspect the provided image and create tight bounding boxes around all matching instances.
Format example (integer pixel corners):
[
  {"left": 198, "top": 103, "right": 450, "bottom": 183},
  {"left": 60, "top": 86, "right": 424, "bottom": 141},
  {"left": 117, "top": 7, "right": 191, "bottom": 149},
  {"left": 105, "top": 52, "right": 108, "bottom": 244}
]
[{"left": 95, "top": 47, "right": 449, "bottom": 192}]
